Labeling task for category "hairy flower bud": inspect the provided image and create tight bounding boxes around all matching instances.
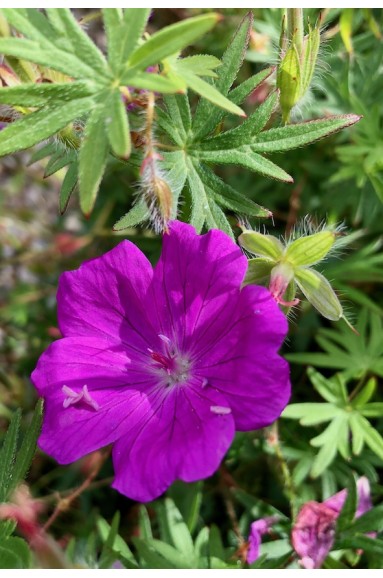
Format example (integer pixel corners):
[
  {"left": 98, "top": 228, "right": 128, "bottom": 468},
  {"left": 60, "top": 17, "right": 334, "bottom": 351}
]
[
  {"left": 277, "top": 10, "right": 321, "bottom": 123},
  {"left": 240, "top": 220, "right": 347, "bottom": 324}
]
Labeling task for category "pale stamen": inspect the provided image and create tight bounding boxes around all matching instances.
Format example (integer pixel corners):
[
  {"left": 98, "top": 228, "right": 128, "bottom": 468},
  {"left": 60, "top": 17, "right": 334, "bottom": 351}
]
[
  {"left": 210, "top": 405, "right": 231, "bottom": 415},
  {"left": 62, "top": 385, "right": 99, "bottom": 411}
]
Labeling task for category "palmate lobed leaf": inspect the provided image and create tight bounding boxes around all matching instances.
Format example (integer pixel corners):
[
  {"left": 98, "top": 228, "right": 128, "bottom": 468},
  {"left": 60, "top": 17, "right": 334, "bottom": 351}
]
[
  {"left": 251, "top": 114, "right": 361, "bottom": 153},
  {"left": 0, "top": 95, "right": 96, "bottom": 156},
  {"left": 128, "top": 13, "right": 220, "bottom": 71}
]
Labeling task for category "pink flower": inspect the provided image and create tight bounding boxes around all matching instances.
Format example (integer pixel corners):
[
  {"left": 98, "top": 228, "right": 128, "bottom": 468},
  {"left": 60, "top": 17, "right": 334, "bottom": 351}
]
[
  {"left": 31, "top": 221, "right": 290, "bottom": 502},
  {"left": 292, "top": 477, "right": 373, "bottom": 569}
]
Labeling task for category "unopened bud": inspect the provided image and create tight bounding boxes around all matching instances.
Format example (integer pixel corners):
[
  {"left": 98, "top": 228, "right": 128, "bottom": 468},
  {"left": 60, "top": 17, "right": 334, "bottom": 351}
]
[
  {"left": 277, "top": 43, "right": 301, "bottom": 124},
  {"left": 277, "top": 10, "right": 321, "bottom": 123},
  {"left": 285, "top": 230, "right": 336, "bottom": 267},
  {"left": 295, "top": 268, "right": 343, "bottom": 321}
]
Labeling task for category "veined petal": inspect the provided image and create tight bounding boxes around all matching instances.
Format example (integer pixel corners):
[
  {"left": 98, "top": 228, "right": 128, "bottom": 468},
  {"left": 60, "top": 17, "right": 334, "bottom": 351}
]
[
  {"left": 197, "top": 285, "right": 290, "bottom": 430},
  {"left": 112, "top": 382, "right": 234, "bottom": 502},
  {"left": 57, "top": 240, "right": 157, "bottom": 355},
  {"left": 31, "top": 336, "right": 155, "bottom": 463},
  {"left": 150, "top": 221, "right": 248, "bottom": 351}
]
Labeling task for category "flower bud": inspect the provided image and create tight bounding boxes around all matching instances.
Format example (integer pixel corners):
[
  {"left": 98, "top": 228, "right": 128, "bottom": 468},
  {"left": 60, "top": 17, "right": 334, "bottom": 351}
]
[{"left": 277, "top": 10, "right": 321, "bottom": 123}]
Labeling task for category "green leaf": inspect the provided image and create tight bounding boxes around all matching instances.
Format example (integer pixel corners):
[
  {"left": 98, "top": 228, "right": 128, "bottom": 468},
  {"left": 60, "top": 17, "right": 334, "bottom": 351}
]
[
  {"left": 44, "top": 8, "right": 108, "bottom": 75},
  {"left": 163, "top": 94, "right": 192, "bottom": 141},
  {"left": 282, "top": 403, "right": 340, "bottom": 425},
  {"left": 310, "top": 416, "right": 347, "bottom": 477},
  {"left": 174, "top": 68, "right": 244, "bottom": 117},
  {"left": 118, "top": 8, "right": 151, "bottom": 65},
  {"left": 60, "top": 162, "right": 78, "bottom": 214},
  {"left": 3, "top": 8, "right": 56, "bottom": 46},
  {"left": 307, "top": 367, "right": 343, "bottom": 404},
  {"left": 10, "top": 399, "right": 43, "bottom": 494},
  {"left": 229, "top": 66, "right": 274, "bottom": 106},
  {"left": 356, "top": 414, "right": 383, "bottom": 460},
  {"left": 0, "top": 96, "right": 95, "bottom": 156},
  {"left": 349, "top": 413, "right": 365, "bottom": 455},
  {"left": 0, "top": 37, "right": 95, "bottom": 79},
  {"left": 251, "top": 115, "right": 361, "bottom": 153},
  {"left": 336, "top": 535, "right": 383, "bottom": 556},
  {"left": 193, "top": 12, "right": 253, "bottom": 139},
  {"left": 102, "top": 8, "right": 123, "bottom": 69},
  {"left": 138, "top": 506, "right": 153, "bottom": 541},
  {"left": 128, "top": 14, "right": 219, "bottom": 71},
  {"left": 162, "top": 499, "right": 195, "bottom": 562},
  {"left": 97, "top": 516, "right": 137, "bottom": 566},
  {"left": 208, "top": 525, "right": 225, "bottom": 560},
  {"left": 351, "top": 377, "right": 377, "bottom": 409},
  {"left": 168, "top": 481, "right": 202, "bottom": 535},
  {"left": 44, "top": 149, "right": 76, "bottom": 178},
  {"left": 133, "top": 538, "right": 176, "bottom": 569},
  {"left": 339, "top": 8, "right": 354, "bottom": 54},
  {"left": 199, "top": 90, "right": 278, "bottom": 150},
  {"left": 149, "top": 540, "right": 191, "bottom": 568},
  {"left": 113, "top": 199, "right": 150, "bottom": 231},
  {"left": 361, "top": 402, "right": 383, "bottom": 418},
  {"left": 106, "top": 90, "right": 131, "bottom": 158},
  {"left": 0, "top": 410, "right": 21, "bottom": 502},
  {"left": 186, "top": 158, "right": 210, "bottom": 232},
  {"left": 206, "top": 199, "right": 234, "bottom": 238},
  {"left": 346, "top": 504, "right": 383, "bottom": 535},
  {"left": 28, "top": 142, "right": 57, "bottom": 165},
  {"left": 176, "top": 55, "right": 221, "bottom": 77},
  {"left": 0, "top": 541, "right": 29, "bottom": 569},
  {"left": 123, "top": 71, "right": 185, "bottom": 93},
  {"left": 0, "top": 80, "right": 95, "bottom": 107},
  {"left": 194, "top": 148, "right": 293, "bottom": 183},
  {"left": 79, "top": 101, "right": 109, "bottom": 215},
  {"left": 336, "top": 474, "right": 357, "bottom": 531}
]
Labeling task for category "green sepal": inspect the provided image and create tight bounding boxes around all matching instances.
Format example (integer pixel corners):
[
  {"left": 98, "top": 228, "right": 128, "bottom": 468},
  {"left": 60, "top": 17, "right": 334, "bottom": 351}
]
[
  {"left": 239, "top": 230, "right": 284, "bottom": 260},
  {"left": 295, "top": 268, "right": 343, "bottom": 321},
  {"left": 285, "top": 230, "right": 336, "bottom": 267}
]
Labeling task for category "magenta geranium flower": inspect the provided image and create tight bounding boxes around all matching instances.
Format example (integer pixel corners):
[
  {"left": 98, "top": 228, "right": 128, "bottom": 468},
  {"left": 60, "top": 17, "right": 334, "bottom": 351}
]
[{"left": 31, "top": 221, "right": 290, "bottom": 502}]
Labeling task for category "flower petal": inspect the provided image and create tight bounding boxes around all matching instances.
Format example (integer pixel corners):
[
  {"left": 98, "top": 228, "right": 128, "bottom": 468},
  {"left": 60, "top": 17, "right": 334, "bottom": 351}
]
[
  {"left": 291, "top": 501, "right": 338, "bottom": 569},
  {"left": 197, "top": 285, "right": 290, "bottom": 430},
  {"left": 31, "top": 336, "right": 154, "bottom": 463},
  {"left": 150, "top": 221, "right": 248, "bottom": 351},
  {"left": 57, "top": 241, "right": 157, "bottom": 355},
  {"left": 112, "top": 382, "right": 235, "bottom": 502}
]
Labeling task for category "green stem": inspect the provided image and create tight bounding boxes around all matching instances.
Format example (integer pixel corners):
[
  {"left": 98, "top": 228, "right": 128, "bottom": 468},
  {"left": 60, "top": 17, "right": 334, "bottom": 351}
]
[
  {"left": 269, "top": 421, "right": 298, "bottom": 519},
  {"left": 287, "top": 8, "right": 304, "bottom": 54}
]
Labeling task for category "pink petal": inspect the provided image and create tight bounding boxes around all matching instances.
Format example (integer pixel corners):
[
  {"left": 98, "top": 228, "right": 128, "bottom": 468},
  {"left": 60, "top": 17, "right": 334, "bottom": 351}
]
[{"left": 112, "top": 381, "right": 234, "bottom": 502}]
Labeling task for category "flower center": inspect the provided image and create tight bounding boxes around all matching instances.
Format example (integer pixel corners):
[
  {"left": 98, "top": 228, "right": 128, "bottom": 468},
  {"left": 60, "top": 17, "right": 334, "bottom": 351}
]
[{"left": 148, "top": 334, "right": 191, "bottom": 387}]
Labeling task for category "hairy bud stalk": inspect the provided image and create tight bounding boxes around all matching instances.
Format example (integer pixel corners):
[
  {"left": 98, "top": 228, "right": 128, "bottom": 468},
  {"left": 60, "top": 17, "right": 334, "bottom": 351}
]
[{"left": 139, "top": 92, "right": 173, "bottom": 233}]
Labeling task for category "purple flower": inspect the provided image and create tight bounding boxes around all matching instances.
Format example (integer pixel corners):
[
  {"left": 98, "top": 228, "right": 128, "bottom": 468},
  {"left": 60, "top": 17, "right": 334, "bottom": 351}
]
[
  {"left": 292, "top": 477, "right": 373, "bottom": 569},
  {"left": 31, "top": 221, "right": 290, "bottom": 502},
  {"left": 247, "top": 516, "right": 279, "bottom": 564}
]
